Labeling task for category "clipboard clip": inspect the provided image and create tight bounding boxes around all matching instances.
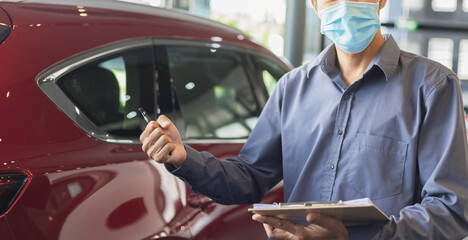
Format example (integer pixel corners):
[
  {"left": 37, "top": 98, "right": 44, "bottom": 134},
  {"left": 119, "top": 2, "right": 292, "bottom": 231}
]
[{"left": 278, "top": 200, "right": 343, "bottom": 207}]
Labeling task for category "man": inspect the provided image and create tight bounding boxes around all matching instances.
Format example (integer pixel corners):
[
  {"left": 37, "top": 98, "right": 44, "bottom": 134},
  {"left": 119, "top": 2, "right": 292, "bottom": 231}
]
[{"left": 140, "top": 0, "right": 468, "bottom": 239}]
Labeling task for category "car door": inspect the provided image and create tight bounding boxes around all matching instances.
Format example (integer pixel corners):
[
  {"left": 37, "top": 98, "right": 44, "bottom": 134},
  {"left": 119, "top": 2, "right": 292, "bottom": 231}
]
[
  {"left": 32, "top": 39, "right": 192, "bottom": 240},
  {"left": 153, "top": 39, "right": 288, "bottom": 239}
]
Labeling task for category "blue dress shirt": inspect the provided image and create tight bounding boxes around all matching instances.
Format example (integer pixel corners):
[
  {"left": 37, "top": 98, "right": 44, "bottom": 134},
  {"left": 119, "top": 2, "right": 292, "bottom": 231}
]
[{"left": 170, "top": 35, "right": 468, "bottom": 239}]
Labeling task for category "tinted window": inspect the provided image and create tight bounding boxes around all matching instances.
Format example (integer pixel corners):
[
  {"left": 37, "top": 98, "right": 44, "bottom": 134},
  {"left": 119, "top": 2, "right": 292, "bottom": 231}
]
[
  {"left": 58, "top": 47, "right": 154, "bottom": 138},
  {"left": 167, "top": 46, "right": 259, "bottom": 139},
  {"left": 0, "top": 8, "right": 11, "bottom": 45},
  {"left": 251, "top": 55, "right": 287, "bottom": 96},
  {"left": 0, "top": 25, "right": 9, "bottom": 45}
]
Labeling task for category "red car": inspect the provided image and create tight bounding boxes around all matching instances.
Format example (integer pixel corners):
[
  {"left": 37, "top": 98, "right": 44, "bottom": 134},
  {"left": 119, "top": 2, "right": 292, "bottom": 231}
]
[{"left": 0, "top": 1, "right": 290, "bottom": 239}]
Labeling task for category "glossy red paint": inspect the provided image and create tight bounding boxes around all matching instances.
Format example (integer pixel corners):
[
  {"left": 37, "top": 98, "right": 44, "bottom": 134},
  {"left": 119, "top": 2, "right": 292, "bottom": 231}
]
[
  {"left": 0, "top": 6, "right": 12, "bottom": 29},
  {"left": 0, "top": 170, "right": 32, "bottom": 218},
  {"left": 0, "top": 1, "right": 286, "bottom": 239},
  {"left": 0, "top": 217, "right": 15, "bottom": 240}
]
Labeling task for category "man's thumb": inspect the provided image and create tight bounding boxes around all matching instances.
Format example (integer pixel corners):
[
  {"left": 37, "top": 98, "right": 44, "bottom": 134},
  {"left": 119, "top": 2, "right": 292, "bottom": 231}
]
[{"left": 157, "top": 115, "right": 172, "bottom": 129}]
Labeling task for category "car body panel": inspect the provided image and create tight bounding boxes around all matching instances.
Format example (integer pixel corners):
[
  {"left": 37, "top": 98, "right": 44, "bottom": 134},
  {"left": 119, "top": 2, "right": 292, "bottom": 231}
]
[
  {"left": 0, "top": 1, "right": 288, "bottom": 239},
  {"left": 0, "top": 217, "right": 15, "bottom": 240},
  {"left": 6, "top": 160, "right": 191, "bottom": 239}
]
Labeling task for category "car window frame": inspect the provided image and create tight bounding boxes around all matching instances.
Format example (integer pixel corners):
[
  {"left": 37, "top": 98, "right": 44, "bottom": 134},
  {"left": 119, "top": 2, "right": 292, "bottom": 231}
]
[
  {"left": 36, "top": 38, "right": 154, "bottom": 144},
  {"left": 36, "top": 38, "right": 290, "bottom": 145}
]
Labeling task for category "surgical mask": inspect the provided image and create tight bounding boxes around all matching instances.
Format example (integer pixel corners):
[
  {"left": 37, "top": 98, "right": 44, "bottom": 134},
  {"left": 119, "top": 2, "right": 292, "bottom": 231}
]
[{"left": 319, "top": 1, "right": 381, "bottom": 54}]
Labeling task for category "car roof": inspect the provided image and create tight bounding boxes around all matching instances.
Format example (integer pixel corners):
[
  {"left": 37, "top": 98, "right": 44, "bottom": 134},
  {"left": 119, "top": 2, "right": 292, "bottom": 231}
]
[
  {"left": 0, "top": 0, "right": 283, "bottom": 85},
  {"left": 3, "top": 0, "right": 247, "bottom": 36},
  {"left": 0, "top": 0, "right": 274, "bottom": 59}
]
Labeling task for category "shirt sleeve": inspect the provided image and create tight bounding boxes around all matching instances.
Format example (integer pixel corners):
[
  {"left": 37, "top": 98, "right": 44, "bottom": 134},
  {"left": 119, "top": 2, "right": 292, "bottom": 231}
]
[
  {"left": 377, "top": 74, "right": 468, "bottom": 239},
  {"left": 167, "top": 75, "right": 287, "bottom": 205}
]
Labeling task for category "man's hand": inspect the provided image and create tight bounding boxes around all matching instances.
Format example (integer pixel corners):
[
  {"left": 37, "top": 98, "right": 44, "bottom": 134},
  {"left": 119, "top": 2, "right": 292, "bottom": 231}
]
[
  {"left": 252, "top": 212, "right": 349, "bottom": 240},
  {"left": 140, "top": 115, "right": 187, "bottom": 168}
]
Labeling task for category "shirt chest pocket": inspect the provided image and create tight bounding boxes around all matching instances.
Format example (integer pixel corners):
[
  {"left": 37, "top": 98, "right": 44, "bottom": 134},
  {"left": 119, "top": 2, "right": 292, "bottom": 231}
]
[{"left": 346, "top": 133, "right": 408, "bottom": 200}]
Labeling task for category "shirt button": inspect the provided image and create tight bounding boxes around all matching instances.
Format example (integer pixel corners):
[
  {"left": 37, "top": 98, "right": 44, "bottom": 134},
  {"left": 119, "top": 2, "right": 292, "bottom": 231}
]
[
  {"left": 330, "top": 164, "right": 335, "bottom": 170},
  {"left": 343, "top": 94, "right": 350, "bottom": 100},
  {"left": 337, "top": 130, "right": 343, "bottom": 135}
]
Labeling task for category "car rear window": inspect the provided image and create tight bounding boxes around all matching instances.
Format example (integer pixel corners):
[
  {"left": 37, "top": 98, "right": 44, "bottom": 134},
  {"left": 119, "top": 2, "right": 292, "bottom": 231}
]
[
  {"left": 57, "top": 47, "right": 155, "bottom": 138},
  {"left": 0, "top": 7, "right": 11, "bottom": 45},
  {"left": 166, "top": 46, "right": 261, "bottom": 139},
  {"left": 0, "top": 25, "right": 10, "bottom": 44}
]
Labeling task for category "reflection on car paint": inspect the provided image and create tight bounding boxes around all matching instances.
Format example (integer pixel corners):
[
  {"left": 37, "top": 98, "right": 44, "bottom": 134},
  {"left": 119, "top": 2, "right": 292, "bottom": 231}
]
[{"left": 37, "top": 162, "right": 190, "bottom": 240}]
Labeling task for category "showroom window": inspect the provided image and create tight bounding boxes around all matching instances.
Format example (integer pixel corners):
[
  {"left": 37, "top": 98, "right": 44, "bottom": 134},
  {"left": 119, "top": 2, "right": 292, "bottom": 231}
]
[
  {"left": 166, "top": 46, "right": 259, "bottom": 139},
  {"left": 57, "top": 47, "right": 154, "bottom": 138},
  {"left": 400, "top": 38, "right": 421, "bottom": 56},
  {"left": 250, "top": 55, "right": 286, "bottom": 96},
  {"left": 428, "top": 38, "right": 454, "bottom": 70},
  {"left": 459, "top": 40, "right": 468, "bottom": 80},
  {"left": 402, "top": 0, "right": 423, "bottom": 11},
  {"left": 432, "top": 0, "right": 457, "bottom": 12}
]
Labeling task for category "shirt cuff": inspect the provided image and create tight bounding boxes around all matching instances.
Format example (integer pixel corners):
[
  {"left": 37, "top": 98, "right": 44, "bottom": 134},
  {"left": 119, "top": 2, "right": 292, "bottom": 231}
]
[{"left": 165, "top": 144, "right": 206, "bottom": 184}]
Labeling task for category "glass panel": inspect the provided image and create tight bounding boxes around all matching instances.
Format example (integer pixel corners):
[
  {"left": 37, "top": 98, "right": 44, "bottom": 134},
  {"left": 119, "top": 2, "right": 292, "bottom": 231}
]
[
  {"left": 58, "top": 47, "right": 154, "bottom": 137},
  {"left": 432, "top": 0, "right": 457, "bottom": 12},
  {"left": 402, "top": 0, "right": 424, "bottom": 11},
  {"left": 251, "top": 55, "right": 287, "bottom": 96},
  {"left": 263, "top": 71, "right": 277, "bottom": 96},
  {"left": 400, "top": 38, "right": 421, "bottom": 56},
  {"left": 167, "top": 46, "right": 259, "bottom": 139},
  {"left": 459, "top": 40, "right": 468, "bottom": 80},
  {"left": 99, "top": 57, "right": 128, "bottom": 108},
  {"left": 0, "top": 25, "right": 9, "bottom": 44},
  {"left": 428, "top": 38, "right": 454, "bottom": 70}
]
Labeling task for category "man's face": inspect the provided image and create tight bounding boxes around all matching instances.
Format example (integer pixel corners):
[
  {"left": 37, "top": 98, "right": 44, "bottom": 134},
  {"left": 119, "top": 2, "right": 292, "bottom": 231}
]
[{"left": 315, "top": 0, "right": 380, "bottom": 11}]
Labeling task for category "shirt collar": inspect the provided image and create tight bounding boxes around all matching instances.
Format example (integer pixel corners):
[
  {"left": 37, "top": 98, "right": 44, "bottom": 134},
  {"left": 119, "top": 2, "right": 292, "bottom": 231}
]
[{"left": 306, "top": 34, "right": 400, "bottom": 82}]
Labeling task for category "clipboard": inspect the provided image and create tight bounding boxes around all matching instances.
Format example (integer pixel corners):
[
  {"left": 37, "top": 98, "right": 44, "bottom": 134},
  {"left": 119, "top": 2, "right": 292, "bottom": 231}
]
[{"left": 248, "top": 198, "right": 390, "bottom": 226}]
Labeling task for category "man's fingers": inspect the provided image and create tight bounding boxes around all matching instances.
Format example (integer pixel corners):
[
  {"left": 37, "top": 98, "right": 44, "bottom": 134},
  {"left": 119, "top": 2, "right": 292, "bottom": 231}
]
[
  {"left": 147, "top": 134, "right": 172, "bottom": 161},
  {"left": 306, "top": 212, "right": 348, "bottom": 237},
  {"left": 141, "top": 126, "right": 165, "bottom": 153},
  {"left": 253, "top": 216, "right": 296, "bottom": 240},
  {"left": 150, "top": 142, "right": 174, "bottom": 164},
  {"left": 140, "top": 115, "right": 187, "bottom": 167},
  {"left": 263, "top": 223, "right": 274, "bottom": 236},
  {"left": 157, "top": 115, "right": 182, "bottom": 141},
  {"left": 252, "top": 214, "right": 299, "bottom": 237},
  {"left": 157, "top": 115, "right": 174, "bottom": 134},
  {"left": 157, "top": 115, "right": 171, "bottom": 128},
  {"left": 252, "top": 213, "right": 349, "bottom": 240},
  {"left": 140, "top": 121, "right": 159, "bottom": 143}
]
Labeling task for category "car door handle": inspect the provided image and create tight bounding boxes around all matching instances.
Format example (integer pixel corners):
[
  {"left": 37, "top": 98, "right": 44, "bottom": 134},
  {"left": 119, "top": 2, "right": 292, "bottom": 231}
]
[{"left": 187, "top": 194, "right": 214, "bottom": 209}]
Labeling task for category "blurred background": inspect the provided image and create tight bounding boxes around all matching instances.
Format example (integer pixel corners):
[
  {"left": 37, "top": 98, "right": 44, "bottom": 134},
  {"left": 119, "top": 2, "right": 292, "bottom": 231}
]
[{"left": 121, "top": 0, "right": 468, "bottom": 107}]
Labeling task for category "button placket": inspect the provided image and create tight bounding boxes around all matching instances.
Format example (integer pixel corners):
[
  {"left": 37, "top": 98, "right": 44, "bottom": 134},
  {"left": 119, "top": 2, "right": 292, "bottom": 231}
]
[{"left": 321, "top": 90, "right": 354, "bottom": 201}]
